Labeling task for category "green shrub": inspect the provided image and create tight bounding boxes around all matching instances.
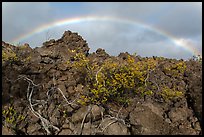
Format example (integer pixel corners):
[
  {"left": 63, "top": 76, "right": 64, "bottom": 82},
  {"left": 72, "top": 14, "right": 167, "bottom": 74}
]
[
  {"left": 163, "top": 61, "right": 186, "bottom": 77},
  {"left": 2, "top": 106, "right": 25, "bottom": 128},
  {"left": 2, "top": 50, "right": 18, "bottom": 63},
  {"left": 66, "top": 52, "right": 186, "bottom": 105},
  {"left": 159, "top": 86, "right": 184, "bottom": 101}
]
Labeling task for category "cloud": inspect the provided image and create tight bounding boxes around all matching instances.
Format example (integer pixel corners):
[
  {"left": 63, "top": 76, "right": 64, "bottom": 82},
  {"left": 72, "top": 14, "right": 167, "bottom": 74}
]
[
  {"left": 175, "top": 38, "right": 202, "bottom": 56},
  {"left": 85, "top": 2, "right": 202, "bottom": 38},
  {"left": 2, "top": 2, "right": 53, "bottom": 42},
  {"left": 152, "top": 2, "right": 202, "bottom": 38}
]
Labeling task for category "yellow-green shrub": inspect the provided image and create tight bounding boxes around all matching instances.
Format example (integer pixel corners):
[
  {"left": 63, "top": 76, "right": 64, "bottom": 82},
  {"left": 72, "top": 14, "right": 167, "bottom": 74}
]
[
  {"left": 69, "top": 54, "right": 158, "bottom": 105},
  {"left": 2, "top": 50, "right": 18, "bottom": 63},
  {"left": 163, "top": 61, "right": 186, "bottom": 77},
  {"left": 159, "top": 86, "right": 184, "bottom": 101},
  {"left": 67, "top": 52, "right": 185, "bottom": 105}
]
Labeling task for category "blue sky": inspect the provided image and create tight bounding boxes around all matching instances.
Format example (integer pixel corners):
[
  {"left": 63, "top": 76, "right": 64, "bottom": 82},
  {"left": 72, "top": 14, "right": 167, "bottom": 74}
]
[{"left": 2, "top": 2, "right": 202, "bottom": 59}]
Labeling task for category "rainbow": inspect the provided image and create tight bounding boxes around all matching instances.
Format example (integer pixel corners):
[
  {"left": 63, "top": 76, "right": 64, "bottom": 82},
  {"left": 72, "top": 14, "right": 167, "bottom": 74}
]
[{"left": 11, "top": 15, "right": 201, "bottom": 56}]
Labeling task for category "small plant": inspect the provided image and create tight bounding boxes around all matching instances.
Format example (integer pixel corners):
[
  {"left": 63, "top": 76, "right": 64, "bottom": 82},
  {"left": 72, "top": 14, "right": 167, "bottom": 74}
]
[
  {"left": 163, "top": 61, "right": 186, "bottom": 77},
  {"left": 133, "top": 52, "right": 137, "bottom": 57},
  {"left": 175, "top": 61, "right": 187, "bottom": 73},
  {"left": 159, "top": 86, "right": 184, "bottom": 102},
  {"left": 191, "top": 55, "right": 202, "bottom": 63},
  {"left": 2, "top": 50, "right": 18, "bottom": 64},
  {"left": 155, "top": 56, "right": 165, "bottom": 61},
  {"left": 2, "top": 106, "right": 25, "bottom": 128},
  {"left": 18, "top": 45, "right": 27, "bottom": 50},
  {"left": 23, "top": 55, "right": 32, "bottom": 63}
]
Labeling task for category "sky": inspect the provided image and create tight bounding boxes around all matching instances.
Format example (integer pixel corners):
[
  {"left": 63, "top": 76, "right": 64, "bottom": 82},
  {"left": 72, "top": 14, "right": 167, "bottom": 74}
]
[{"left": 2, "top": 2, "right": 202, "bottom": 59}]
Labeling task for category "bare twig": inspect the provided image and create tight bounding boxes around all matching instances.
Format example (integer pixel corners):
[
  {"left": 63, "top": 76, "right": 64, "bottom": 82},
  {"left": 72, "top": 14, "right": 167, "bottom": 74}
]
[
  {"left": 101, "top": 120, "right": 117, "bottom": 133},
  {"left": 96, "top": 67, "right": 103, "bottom": 84},
  {"left": 116, "top": 105, "right": 123, "bottom": 118},
  {"left": 152, "top": 80, "right": 160, "bottom": 92},
  {"left": 65, "top": 93, "right": 80, "bottom": 106},
  {"left": 96, "top": 107, "right": 104, "bottom": 133},
  {"left": 79, "top": 105, "right": 92, "bottom": 135},
  {"left": 53, "top": 74, "right": 56, "bottom": 86},
  {"left": 46, "top": 87, "right": 55, "bottom": 100},
  {"left": 144, "top": 72, "right": 150, "bottom": 87},
  {"left": 105, "top": 115, "right": 126, "bottom": 126},
  {"left": 57, "top": 88, "right": 78, "bottom": 108},
  {"left": 22, "top": 76, "right": 60, "bottom": 135}
]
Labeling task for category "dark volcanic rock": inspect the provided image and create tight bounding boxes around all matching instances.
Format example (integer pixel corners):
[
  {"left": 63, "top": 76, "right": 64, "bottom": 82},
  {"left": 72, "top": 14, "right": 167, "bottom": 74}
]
[
  {"left": 2, "top": 30, "right": 202, "bottom": 135},
  {"left": 184, "top": 60, "right": 202, "bottom": 128},
  {"left": 129, "top": 103, "right": 170, "bottom": 135}
]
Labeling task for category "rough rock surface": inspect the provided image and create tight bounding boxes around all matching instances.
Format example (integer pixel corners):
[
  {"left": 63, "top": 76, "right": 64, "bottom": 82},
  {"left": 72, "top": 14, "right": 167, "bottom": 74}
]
[{"left": 2, "top": 31, "right": 202, "bottom": 135}]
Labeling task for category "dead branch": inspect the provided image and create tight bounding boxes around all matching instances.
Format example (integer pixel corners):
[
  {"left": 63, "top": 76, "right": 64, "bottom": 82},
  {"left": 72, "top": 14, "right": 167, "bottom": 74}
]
[
  {"left": 101, "top": 120, "right": 117, "bottom": 133},
  {"left": 79, "top": 105, "right": 92, "bottom": 135},
  {"left": 116, "top": 105, "right": 123, "bottom": 118},
  {"left": 22, "top": 76, "right": 60, "bottom": 135},
  {"left": 96, "top": 66, "right": 103, "bottom": 84},
  {"left": 57, "top": 88, "right": 78, "bottom": 109}
]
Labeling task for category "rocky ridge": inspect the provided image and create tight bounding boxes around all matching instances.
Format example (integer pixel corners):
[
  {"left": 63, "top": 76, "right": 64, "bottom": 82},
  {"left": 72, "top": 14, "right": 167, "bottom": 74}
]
[{"left": 2, "top": 30, "right": 202, "bottom": 135}]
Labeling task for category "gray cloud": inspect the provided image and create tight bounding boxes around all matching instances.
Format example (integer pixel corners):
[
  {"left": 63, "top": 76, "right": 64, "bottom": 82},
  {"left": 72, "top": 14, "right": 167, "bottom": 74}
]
[
  {"left": 2, "top": 2, "right": 202, "bottom": 59},
  {"left": 2, "top": 2, "right": 53, "bottom": 42},
  {"left": 85, "top": 2, "right": 202, "bottom": 38},
  {"left": 152, "top": 2, "right": 202, "bottom": 38}
]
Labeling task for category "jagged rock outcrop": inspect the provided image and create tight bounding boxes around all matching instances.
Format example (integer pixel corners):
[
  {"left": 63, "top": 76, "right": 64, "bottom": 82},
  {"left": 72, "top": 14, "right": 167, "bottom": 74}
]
[{"left": 2, "top": 30, "right": 202, "bottom": 135}]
